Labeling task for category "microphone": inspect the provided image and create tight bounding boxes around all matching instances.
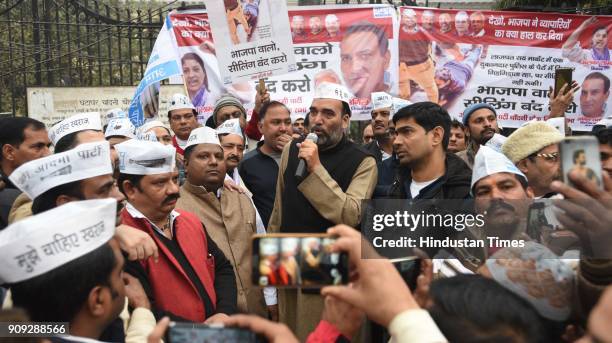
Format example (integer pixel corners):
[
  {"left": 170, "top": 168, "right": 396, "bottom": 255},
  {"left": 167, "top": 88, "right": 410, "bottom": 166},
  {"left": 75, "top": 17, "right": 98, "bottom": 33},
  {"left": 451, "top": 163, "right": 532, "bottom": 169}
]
[{"left": 295, "top": 133, "right": 318, "bottom": 180}]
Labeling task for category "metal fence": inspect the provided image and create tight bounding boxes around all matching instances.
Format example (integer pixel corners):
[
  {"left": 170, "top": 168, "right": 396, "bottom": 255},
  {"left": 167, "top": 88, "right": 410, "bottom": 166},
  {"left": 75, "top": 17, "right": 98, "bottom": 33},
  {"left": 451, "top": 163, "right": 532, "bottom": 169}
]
[{"left": 0, "top": 0, "right": 177, "bottom": 116}]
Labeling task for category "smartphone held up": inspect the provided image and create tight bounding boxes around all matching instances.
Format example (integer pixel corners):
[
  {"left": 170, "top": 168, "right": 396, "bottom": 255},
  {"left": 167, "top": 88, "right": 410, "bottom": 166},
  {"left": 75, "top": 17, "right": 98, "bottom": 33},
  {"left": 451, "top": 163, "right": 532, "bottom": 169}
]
[{"left": 251, "top": 234, "right": 349, "bottom": 288}]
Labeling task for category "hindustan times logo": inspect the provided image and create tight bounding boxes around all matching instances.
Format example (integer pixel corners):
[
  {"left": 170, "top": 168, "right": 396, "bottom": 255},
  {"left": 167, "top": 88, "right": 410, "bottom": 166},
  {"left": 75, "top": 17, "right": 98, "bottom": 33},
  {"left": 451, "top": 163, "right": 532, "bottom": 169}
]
[{"left": 372, "top": 211, "right": 486, "bottom": 232}]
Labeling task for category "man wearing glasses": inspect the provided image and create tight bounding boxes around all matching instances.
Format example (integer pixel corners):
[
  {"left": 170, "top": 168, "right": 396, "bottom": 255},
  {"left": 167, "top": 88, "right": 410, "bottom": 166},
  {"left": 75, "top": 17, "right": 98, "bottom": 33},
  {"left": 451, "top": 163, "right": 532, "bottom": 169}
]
[{"left": 502, "top": 122, "right": 564, "bottom": 199}]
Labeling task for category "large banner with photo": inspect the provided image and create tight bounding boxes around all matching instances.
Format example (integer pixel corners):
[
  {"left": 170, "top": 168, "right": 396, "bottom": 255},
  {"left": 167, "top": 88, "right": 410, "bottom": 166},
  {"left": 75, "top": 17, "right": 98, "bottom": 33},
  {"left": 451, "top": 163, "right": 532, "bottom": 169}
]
[
  {"left": 169, "top": 5, "right": 398, "bottom": 122},
  {"left": 398, "top": 7, "right": 611, "bottom": 131}
]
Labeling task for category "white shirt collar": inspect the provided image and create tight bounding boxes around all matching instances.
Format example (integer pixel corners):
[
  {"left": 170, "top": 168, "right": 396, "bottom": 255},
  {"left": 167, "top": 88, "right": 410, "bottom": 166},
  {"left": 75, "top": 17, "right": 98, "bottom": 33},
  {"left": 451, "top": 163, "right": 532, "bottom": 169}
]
[
  {"left": 175, "top": 136, "right": 188, "bottom": 149},
  {"left": 125, "top": 202, "right": 180, "bottom": 236}
]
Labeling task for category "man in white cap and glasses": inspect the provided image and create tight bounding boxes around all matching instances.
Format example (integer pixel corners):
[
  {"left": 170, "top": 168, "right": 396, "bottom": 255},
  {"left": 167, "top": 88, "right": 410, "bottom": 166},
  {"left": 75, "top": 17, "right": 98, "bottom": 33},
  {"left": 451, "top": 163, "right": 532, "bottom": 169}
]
[
  {"left": 268, "top": 82, "right": 377, "bottom": 339},
  {"left": 115, "top": 139, "right": 237, "bottom": 323},
  {"left": 502, "top": 122, "right": 564, "bottom": 198},
  {"left": 167, "top": 94, "right": 200, "bottom": 157},
  {"left": 49, "top": 112, "right": 105, "bottom": 153},
  {"left": 175, "top": 127, "right": 276, "bottom": 319},
  {"left": 1, "top": 199, "right": 157, "bottom": 342}
]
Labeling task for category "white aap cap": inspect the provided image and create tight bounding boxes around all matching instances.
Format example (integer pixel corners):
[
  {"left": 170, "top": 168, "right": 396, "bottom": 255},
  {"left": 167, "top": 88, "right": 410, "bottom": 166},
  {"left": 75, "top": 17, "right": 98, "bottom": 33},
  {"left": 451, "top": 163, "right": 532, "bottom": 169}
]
[
  {"left": 0, "top": 198, "right": 116, "bottom": 284},
  {"left": 136, "top": 131, "right": 159, "bottom": 143},
  {"left": 484, "top": 133, "right": 508, "bottom": 153},
  {"left": 138, "top": 120, "right": 168, "bottom": 135},
  {"left": 314, "top": 82, "right": 352, "bottom": 104},
  {"left": 105, "top": 118, "right": 136, "bottom": 139},
  {"left": 471, "top": 145, "right": 526, "bottom": 192},
  {"left": 49, "top": 112, "right": 103, "bottom": 146},
  {"left": 116, "top": 139, "right": 176, "bottom": 175},
  {"left": 292, "top": 114, "right": 306, "bottom": 123},
  {"left": 216, "top": 118, "right": 243, "bottom": 139},
  {"left": 105, "top": 108, "right": 127, "bottom": 122},
  {"left": 9, "top": 141, "right": 113, "bottom": 200},
  {"left": 371, "top": 92, "right": 393, "bottom": 111},
  {"left": 392, "top": 97, "right": 412, "bottom": 116},
  {"left": 186, "top": 127, "right": 221, "bottom": 150},
  {"left": 168, "top": 93, "right": 195, "bottom": 112}
]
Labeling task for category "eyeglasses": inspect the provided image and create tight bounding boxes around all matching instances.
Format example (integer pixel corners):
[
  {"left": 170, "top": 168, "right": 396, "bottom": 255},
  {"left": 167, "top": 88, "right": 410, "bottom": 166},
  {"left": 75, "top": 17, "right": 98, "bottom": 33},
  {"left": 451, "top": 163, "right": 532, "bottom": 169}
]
[
  {"left": 222, "top": 143, "right": 245, "bottom": 152},
  {"left": 534, "top": 152, "right": 559, "bottom": 162}
]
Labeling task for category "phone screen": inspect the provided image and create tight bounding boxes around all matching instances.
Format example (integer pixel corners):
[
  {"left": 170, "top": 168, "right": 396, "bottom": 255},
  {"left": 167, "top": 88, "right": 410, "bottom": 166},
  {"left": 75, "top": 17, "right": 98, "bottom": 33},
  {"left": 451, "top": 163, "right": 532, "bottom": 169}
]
[
  {"left": 554, "top": 68, "right": 573, "bottom": 97},
  {"left": 166, "top": 323, "right": 258, "bottom": 343},
  {"left": 560, "top": 137, "right": 603, "bottom": 190},
  {"left": 252, "top": 235, "right": 349, "bottom": 287}
]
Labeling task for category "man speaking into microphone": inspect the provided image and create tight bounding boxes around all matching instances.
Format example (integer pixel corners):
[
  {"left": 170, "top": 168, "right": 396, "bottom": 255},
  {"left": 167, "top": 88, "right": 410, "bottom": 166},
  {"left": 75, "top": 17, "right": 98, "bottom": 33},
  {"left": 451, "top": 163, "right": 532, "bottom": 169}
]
[{"left": 268, "top": 82, "right": 377, "bottom": 339}]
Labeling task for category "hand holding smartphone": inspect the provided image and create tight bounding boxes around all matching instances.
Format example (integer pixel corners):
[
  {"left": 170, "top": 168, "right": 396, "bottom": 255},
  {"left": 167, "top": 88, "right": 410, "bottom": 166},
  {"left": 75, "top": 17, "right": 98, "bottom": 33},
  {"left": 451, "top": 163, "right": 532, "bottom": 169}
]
[{"left": 554, "top": 67, "right": 573, "bottom": 98}]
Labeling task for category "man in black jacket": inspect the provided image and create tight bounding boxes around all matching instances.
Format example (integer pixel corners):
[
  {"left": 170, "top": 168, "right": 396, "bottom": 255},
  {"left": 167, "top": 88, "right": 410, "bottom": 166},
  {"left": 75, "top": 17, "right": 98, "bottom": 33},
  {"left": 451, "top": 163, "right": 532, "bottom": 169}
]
[{"left": 388, "top": 102, "right": 471, "bottom": 199}]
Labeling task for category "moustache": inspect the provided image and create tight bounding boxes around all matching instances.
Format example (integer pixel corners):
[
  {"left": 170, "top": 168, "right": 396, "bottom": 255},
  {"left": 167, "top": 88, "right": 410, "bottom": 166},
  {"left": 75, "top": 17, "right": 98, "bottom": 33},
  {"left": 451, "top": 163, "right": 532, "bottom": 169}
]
[
  {"left": 227, "top": 155, "right": 239, "bottom": 162},
  {"left": 485, "top": 199, "right": 516, "bottom": 215},
  {"left": 162, "top": 193, "right": 180, "bottom": 205}
]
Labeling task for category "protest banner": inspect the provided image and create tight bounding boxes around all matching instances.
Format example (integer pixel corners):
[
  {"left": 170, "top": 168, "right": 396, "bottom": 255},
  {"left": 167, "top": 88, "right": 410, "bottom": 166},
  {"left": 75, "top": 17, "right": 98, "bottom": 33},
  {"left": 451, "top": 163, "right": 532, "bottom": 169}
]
[
  {"left": 203, "top": 0, "right": 296, "bottom": 85},
  {"left": 168, "top": 5, "right": 398, "bottom": 122},
  {"left": 398, "top": 7, "right": 611, "bottom": 131}
]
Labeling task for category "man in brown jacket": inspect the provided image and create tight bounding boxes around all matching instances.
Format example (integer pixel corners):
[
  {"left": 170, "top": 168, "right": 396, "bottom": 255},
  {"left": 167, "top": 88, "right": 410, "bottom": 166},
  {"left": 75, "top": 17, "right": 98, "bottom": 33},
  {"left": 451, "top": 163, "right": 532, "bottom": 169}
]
[
  {"left": 268, "top": 82, "right": 377, "bottom": 339},
  {"left": 176, "top": 126, "right": 275, "bottom": 319}
]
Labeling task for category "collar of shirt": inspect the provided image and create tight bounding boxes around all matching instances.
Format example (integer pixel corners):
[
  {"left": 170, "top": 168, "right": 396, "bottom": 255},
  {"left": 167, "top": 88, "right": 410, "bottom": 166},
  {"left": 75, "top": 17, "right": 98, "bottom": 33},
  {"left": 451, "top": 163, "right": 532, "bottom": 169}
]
[
  {"left": 376, "top": 140, "right": 392, "bottom": 161},
  {"left": 175, "top": 136, "right": 188, "bottom": 149},
  {"left": 125, "top": 202, "right": 180, "bottom": 236}
]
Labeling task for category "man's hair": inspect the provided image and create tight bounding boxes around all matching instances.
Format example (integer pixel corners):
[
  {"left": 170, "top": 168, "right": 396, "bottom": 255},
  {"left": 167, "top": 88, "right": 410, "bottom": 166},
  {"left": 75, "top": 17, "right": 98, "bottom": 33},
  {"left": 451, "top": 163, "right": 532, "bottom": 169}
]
[
  {"left": 0, "top": 117, "right": 46, "bottom": 161},
  {"left": 393, "top": 102, "right": 451, "bottom": 150},
  {"left": 117, "top": 173, "right": 145, "bottom": 194},
  {"left": 343, "top": 21, "right": 389, "bottom": 56},
  {"left": 31, "top": 180, "right": 84, "bottom": 215},
  {"left": 259, "top": 101, "right": 290, "bottom": 121},
  {"left": 11, "top": 243, "right": 116, "bottom": 322},
  {"left": 450, "top": 119, "right": 465, "bottom": 130},
  {"left": 573, "top": 149, "right": 585, "bottom": 163},
  {"left": 429, "top": 275, "right": 548, "bottom": 342},
  {"left": 584, "top": 72, "right": 610, "bottom": 93},
  {"left": 54, "top": 130, "right": 102, "bottom": 153},
  {"left": 595, "top": 127, "right": 612, "bottom": 146}
]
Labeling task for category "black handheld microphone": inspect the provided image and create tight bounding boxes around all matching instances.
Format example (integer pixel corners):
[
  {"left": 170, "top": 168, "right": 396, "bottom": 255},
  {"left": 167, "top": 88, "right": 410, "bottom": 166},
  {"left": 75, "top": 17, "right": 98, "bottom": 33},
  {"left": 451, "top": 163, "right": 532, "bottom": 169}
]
[{"left": 295, "top": 133, "right": 319, "bottom": 180}]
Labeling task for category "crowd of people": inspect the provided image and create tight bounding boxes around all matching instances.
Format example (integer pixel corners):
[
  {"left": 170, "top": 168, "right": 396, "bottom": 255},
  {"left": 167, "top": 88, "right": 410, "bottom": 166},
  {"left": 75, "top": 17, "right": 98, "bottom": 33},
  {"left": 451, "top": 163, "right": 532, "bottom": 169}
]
[{"left": 0, "top": 73, "right": 611, "bottom": 343}]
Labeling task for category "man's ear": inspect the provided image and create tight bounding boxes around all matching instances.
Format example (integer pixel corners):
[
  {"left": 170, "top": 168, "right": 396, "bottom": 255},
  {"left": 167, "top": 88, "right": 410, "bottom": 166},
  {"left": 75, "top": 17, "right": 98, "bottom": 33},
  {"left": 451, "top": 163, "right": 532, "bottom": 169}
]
[
  {"left": 526, "top": 185, "right": 535, "bottom": 199},
  {"left": 2, "top": 144, "right": 15, "bottom": 162},
  {"left": 430, "top": 126, "right": 445, "bottom": 147},
  {"left": 342, "top": 113, "right": 350, "bottom": 130},
  {"left": 87, "top": 286, "right": 107, "bottom": 318},
  {"left": 517, "top": 159, "right": 529, "bottom": 174},
  {"left": 257, "top": 121, "right": 264, "bottom": 133},
  {"left": 121, "top": 180, "right": 137, "bottom": 199}
]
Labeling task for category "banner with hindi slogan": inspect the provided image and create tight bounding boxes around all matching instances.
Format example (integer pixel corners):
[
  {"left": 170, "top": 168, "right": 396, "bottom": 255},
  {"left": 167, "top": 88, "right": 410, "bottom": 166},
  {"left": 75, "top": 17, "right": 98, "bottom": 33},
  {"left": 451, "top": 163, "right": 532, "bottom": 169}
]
[
  {"left": 203, "top": 0, "right": 296, "bottom": 85},
  {"left": 397, "top": 7, "right": 611, "bottom": 131},
  {"left": 169, "top": 5, "right": 398, "bottom": 122}
]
